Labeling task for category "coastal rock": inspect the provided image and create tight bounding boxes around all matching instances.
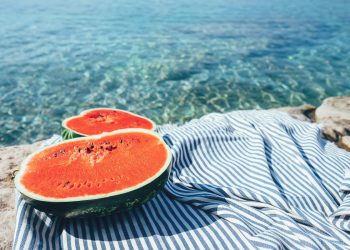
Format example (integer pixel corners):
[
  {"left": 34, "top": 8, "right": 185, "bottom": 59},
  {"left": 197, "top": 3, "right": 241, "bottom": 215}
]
[
  {"left": 0, "top": 189, "right": 16, "bottom": 250},
  {"left": 0, "top": 141, "right": 42, "bottom": 189},
  {"left": 0, "top": 141, "right": 43, "bottom": 250},
  {"left": 339, "top": 136, "right": 350, "bottom": 152},
  {"left": 273, "top": 104, "right": 316, "bottom": 122},
  {"left": 315, "top": 96, "right": 350, "bottom": 143}
]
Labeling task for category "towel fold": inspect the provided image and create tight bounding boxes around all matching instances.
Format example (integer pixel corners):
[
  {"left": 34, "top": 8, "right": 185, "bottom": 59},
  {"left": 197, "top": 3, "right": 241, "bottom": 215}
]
[{"left": 13, "top": 110, "right": 350, "bottom": 249}]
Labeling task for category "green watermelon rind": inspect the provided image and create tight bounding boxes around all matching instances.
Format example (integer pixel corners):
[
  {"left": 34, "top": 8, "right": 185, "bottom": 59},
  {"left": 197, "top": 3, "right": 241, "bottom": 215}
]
[
  {"left": 15, "top": 128, "right": 171, "bottom": 218},
  {"left": 20, "top": 170, "right": 169, "bottom": 218},
  {"left": 61, "top": 126, "right": 84, "bottom": 140},
  {"left": 61, "top": 108, "right": 156, "bottom": 140}
]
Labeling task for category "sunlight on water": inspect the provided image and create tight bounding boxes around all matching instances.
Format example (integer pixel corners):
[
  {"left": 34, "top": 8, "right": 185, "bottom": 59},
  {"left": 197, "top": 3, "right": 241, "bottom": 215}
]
[{"left": 0, "top": 0, "right": 349, "bottom": 145}]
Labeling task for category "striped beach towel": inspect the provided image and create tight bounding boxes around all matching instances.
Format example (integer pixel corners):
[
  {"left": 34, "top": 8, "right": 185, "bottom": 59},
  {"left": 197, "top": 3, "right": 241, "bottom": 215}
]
[{"left": 13, "top": 110, "right": 350, "bottom": 249}]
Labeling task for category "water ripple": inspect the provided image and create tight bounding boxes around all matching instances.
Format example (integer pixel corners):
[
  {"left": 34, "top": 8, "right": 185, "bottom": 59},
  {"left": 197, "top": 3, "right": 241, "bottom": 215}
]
[{"left": 0, "top": 0, "right": 349, "bottom": 145}]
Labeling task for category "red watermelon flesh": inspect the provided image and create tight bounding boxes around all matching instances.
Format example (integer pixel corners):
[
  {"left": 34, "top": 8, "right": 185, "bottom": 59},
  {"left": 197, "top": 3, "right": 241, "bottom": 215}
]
[
  {"left": 65, "top": 109, "right": 155, "bottom": 136},
  {"left": 19, "top": 131, "right": 168, "bottom": 199}
]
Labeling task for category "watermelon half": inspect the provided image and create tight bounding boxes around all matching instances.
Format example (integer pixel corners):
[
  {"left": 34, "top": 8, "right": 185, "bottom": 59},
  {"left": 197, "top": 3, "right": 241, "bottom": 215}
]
[
  {"left": 15, "top": 129, "right": 171, "bottom": 218},
  {"left": 61, "top": 108, "right": 156, "bottom": 140}
]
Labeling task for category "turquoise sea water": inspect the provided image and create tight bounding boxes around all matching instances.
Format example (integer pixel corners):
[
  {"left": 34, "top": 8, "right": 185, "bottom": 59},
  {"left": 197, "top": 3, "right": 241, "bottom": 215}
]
[{"left": 0, "top": 0, "right": 350, "bottom": 146}]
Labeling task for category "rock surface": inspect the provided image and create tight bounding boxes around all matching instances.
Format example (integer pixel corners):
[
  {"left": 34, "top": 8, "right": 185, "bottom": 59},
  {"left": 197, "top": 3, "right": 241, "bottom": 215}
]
[
  {"left": 273, "top": 104, "right": 316, "bottom": 122},
  {"left": 315, "top": 96, "right": 350, "bottom": 145},
  {"left": 339, "top": 136, "right": 350, "bottom": 152},
  {"left": 0, "top": 141, "right": 43, "bottom": 250}
]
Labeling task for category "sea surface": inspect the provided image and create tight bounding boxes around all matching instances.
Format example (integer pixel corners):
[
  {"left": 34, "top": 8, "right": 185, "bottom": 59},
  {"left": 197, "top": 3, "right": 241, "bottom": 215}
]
[{"left": 0, "top": 0, "right": 349, "bottom": 146}]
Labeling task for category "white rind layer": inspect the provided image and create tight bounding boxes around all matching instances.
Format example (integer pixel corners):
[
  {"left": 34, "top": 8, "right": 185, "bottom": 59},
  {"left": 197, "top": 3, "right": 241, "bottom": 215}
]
[
  {"left": 61, "top": 108, "right": 157, "bottom": 137},
  {"left": 15, "top": 128, "right": 171, "bottom": 203}
]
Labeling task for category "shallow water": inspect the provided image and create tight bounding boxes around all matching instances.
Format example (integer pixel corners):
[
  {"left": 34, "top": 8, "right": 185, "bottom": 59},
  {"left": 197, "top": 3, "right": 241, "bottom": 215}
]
[{"left": 0, "top": 0, "right": 349, "bottom": 146}]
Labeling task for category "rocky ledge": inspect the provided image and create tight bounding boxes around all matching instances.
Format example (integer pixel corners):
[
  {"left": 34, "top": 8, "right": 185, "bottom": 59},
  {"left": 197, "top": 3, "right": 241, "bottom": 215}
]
[
  {"left": 274, "top": 96, "right": 350, "bottom": 151},
  {"left": 0, "top": 96, "right": 349, "bottom": 249}
]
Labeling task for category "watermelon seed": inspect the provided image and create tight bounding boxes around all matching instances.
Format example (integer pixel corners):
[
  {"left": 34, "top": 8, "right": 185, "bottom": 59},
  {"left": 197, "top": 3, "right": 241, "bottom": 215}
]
[
  {"left": 90, "top": 113, "right": 104, "bottom": 119},
  {"left": 83, "top": 181, "right": 87, "bottom": 185},
  {"left": 115, "top": 176, "right": 121, "bottom": 183},
  {"left": 87, "top": 183, "right": 92, "bottom": 188},
  {"left": 63, "top": 181, "right": 70, "bottom": 188},
  {"left": 97, "top": 183, "right": 101, "bottom": 187},
  {"left": 106, "top": 145, "right": 117, "bottom": 151},
  {"left": 76, "top": 183, "right": 81, "bottom": 188},
  {"left": 69, "top": 183, "right": 74, "bottom": 189},
  {"left": 110, "top": 177, "right": 115, "bottom": 181}
]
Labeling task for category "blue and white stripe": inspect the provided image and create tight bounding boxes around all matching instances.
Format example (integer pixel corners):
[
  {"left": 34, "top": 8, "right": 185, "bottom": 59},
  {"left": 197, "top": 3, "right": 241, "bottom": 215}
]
[{"left": 13, "top": 111, "right": 350, "bottom": 249}]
